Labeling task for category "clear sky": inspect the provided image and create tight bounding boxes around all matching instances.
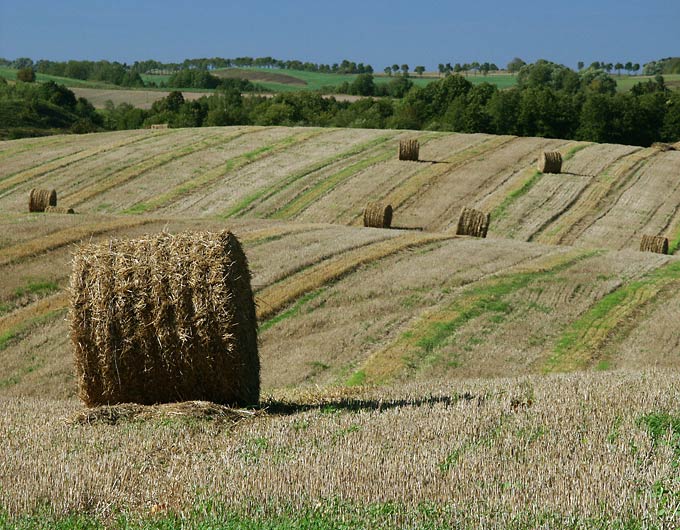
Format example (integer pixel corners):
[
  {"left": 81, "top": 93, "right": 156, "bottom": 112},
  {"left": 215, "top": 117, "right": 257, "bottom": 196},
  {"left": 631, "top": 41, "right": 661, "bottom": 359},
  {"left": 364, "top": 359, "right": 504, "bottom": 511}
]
[{"left": 1, "top": 0, "right": 678, "bottom": 70}]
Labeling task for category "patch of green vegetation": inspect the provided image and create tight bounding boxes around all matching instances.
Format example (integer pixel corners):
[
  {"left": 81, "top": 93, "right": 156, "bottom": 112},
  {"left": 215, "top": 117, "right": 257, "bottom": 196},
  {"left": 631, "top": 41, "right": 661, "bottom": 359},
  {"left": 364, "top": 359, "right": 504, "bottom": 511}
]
[
  {"left": 260, "top": 289, "right": 325, "bottom": 333},
  {"left": 637, "top": 412, "right": 680, "bottom": 460},
  {"left": 607, "top": 415, "right": 623, "bottom": 444},
  {"left": 547, "top": 260, "right": 680, "bottom": 371},
  {"left": 345, "top": 370, "right": 366, "bottom": 387},
  {"left": 222, "top": 134, "right": 392, "bottom": 218},
  {"left": 562, "top": 142, "right": 591, "bottom": 162},
  {"left": 13, "top": 279, "right": 59, "bottom": 298}
]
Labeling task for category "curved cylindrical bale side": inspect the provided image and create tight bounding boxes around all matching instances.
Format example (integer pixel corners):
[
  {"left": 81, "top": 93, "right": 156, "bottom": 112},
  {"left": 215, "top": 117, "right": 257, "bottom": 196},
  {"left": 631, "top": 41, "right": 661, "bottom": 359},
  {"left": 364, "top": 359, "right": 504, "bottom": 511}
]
[
  {"left": 28, "top": 188, "right": 57, "bottom": 212},
  {"left": 640, "top": 234, "right": 669, "bottom": 254},
  {"left": 363, "top": 202, "right": 393, "bottom": 228},
  {"left": 69, "top": 230, "right": 260, "bottom": 407},
  {"left": 456, "top": 207, "right": 490, "bottom": 238},
  {"left": 537, "top": 151, "right": 563, "bottom": 174},
  {"left": 398, "top": 139, "right": 420, "bottom": 161},
  {"left": 44, "top": 206, "right": 75, "bottom": 214}
]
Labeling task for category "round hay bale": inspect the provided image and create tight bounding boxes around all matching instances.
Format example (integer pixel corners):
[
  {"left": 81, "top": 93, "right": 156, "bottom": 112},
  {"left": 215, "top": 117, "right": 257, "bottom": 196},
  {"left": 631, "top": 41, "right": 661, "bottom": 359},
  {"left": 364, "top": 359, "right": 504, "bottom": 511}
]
[
  {"left": 363, "top": 202, "right": 393, "bottom": 228},
  {"left": 28, "top": 188, "right": 57, "bottom": 212},
  {"left": 398, "top": 139, "right": 419, "bottom": 161},
  {"left": 456, "top": 207, "right": 490, "bottom": 238},
  {"left": 640, "top": 234, "right": 669, "bottom": 254},
  {"left": 537, "top": 151, "right": 563, "bottom": 174},
  {"left": 44, "top": 206, "right": 75, "bottom": 214},
  {"left": 69, "top": 230, "right": 259, "bottom": 407}
]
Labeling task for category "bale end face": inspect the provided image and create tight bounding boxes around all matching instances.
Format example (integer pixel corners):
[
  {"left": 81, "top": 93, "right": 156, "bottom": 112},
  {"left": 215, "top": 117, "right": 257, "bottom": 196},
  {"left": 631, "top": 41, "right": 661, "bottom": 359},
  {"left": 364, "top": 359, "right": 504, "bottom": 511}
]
[
  {"left": 537, "top": 151, "right": 563, "bottom": 174},
  {"left": 363, "top": 202, "right": 393, "bottom": 228},
  {"left": 70, "top": 230, "right": 260, "bottom": 408},
  {"left": 456, "top": 207, "right": 490, "bottom": 238},
  {"left": 398, "top": 139, "right": 420, "bottom": 161},
  {"left": 640, "top": 234, "right": 669, "bottom": 254},
  {"left": 28, "top": 188, "right": 57, "bottom": 212}
]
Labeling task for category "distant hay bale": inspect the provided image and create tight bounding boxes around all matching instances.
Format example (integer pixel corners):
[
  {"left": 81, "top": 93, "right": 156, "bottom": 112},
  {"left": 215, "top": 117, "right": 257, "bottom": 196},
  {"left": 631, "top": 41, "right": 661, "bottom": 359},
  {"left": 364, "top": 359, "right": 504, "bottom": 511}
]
[
  {"left": 398, "top": 139, "right": 419, "bottom": 161},
  {"left": 640, "top": 234, "right": 669, "bottom": 254},
  {"left": 44, "top": 206, "right": 75, "bottom": 214},
  {"left": 150, "top": 123, "right": 169, "bottom": 130},
  {"left": 537, "top": 151, "right": 563, "bottom": 173},
  {"left": 456, "top": 207, "right": 490, "bottom": 238},
  {"left": 652, "top": 142, "right": 676, "bottom": 152},
  {"left": 28, "top": 188, "right": 57, "bottom": 212},
  {"left": 363, "top": 202, "right": 393, "bottom": 228},
  {"left": 69, "top": 230, "right": 259, "bottom": 408}
]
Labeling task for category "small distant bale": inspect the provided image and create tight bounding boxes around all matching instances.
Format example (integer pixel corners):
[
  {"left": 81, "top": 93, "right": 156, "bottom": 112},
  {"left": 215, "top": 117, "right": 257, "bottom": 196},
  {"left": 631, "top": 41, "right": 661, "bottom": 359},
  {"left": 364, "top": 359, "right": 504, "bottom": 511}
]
[
  {"left": 150, "top": 123, "right": 169, "bottom": 130},
  {"left": 640, "top": 234, "right": 669, "bottom": 254},
  {"left": 363, "top": 202, "right": 393, "bottom": 228},
  {"left": 652, "top": 142, "right": 676, "bottom": 152},
  {"left": 69, "top": 230, "right": 259, "bottom": 407},
  {"left": 45, "top": 206, "right": 75, "bottom": 214},
  {"left": 456, "top": 207, "right": 490, "bottom": 238},
  {"left": 28, "top": 188, "right": 57, "bottom": 212},
  {"left": 398, "top": 139, "right": 419, "bottom": 161},
  {"left": 537, "top": 151, "right": 563, "bottom": 173}
]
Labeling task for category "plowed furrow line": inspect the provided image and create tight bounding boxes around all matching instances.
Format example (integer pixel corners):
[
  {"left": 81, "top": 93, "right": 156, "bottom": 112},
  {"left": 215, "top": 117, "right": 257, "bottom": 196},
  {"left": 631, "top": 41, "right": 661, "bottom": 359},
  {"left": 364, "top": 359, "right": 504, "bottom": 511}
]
[
  {"left": 256, "top": 232, "right": 457, "bottom": 321},
  {"left": 128, "top": 128, "right": 325, "bottom": 214},
  {"left": 541, "top": 148, "right": 657, "bottom": 246},
  {"left": 64, "top": 131, "right": 247, "bottom": 207},
  {"left": 383, "top": 135, "right": 515, "bottom": 215},
  {"left": 0, "top": 131, "right": 172, "bottom": 195},
  {"left": 222, "top": 134, "right": 397, "bottom": 219}
]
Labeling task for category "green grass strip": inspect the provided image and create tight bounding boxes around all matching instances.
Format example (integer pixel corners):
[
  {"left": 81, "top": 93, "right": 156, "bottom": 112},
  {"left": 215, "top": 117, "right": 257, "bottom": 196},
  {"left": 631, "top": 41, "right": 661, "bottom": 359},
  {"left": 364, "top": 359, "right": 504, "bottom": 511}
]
[
  {"left": 546, "top": 260, "right": 680, "bottom": 372},
  {"left": 271, "top": 148, "right": 393, "bottom": 220},
  {"left": 491, "top": 170, "right": 542, "bottom": 221},
  {"left": 123, "top": 129, "right": 321, "bottom": 214},
  {"left": 221, "top": 134, "right": 394, "bottom": 218},
  {"left": 259, "top": 289, "right": 325, "bottom": 333}
]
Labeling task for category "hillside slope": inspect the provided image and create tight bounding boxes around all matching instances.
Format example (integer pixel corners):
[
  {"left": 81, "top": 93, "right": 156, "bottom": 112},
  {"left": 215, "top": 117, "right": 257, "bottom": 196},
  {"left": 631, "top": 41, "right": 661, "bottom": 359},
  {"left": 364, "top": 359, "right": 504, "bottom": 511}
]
[{"left": 1, "top": 126, "right": 679, "bottom": 252}]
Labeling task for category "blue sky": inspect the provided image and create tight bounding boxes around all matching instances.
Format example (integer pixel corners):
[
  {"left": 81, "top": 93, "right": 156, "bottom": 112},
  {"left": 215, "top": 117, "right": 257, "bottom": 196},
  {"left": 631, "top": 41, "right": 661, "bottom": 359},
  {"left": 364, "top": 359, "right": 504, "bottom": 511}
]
[{"left": 1, "top": 0, "right": 678, "bottom": 70}]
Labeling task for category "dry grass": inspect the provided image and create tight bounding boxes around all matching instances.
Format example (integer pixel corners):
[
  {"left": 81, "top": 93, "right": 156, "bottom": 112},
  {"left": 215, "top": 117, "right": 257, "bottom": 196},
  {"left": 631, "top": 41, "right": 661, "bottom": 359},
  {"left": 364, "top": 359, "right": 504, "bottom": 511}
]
[{"left": 0, "top": 371, "right": 678, "bottom": 526}]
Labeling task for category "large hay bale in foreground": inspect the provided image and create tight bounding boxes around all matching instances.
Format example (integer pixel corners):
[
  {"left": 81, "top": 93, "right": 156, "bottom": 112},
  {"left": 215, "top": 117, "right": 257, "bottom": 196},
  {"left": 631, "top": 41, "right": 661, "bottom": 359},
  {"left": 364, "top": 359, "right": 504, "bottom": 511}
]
[
  {"left": 28, "top": 188, "right": 57, "bottom": 212},
  {"left": 456, "top": 207, "right": 490, "bottom": 238},
  {"left": 640, "top": 234, "right": 669, "bottom": 254},
  {"left": 537, "top": 151, "right": 563, "bottom": 173},
  {"left": 70, "top": 230, "right": 259, "bottom": 407},
  {"left": 363, "top": 202, "right": 393, "bottom": 228},
  {"left": 44, "top": 205, "right": 75, "bottom": 214},
  {"left": 398, "top": 139, "right": 419, "bottom": 161}
]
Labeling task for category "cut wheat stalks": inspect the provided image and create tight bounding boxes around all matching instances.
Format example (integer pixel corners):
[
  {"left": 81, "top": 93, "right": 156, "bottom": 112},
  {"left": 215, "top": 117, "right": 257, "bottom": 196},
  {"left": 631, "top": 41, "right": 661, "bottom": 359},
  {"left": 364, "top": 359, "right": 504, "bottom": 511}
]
[
  {"left": 639, "top": 234, "right": 668, "bottom": 254},
  {"left": 537, "top": 151, "right": 563, "bottom": 173},
  {"left": 28, "top": 188, "right": 57, "bottom": 212},
  {"left": 70, "top": 230, "right": 259, "bottom": 407},
  {"left": 363, "top": 202, "right": 393, "bottom": 228},
  {"left": 398, "top": 139, "right": 419, "bottom": 161},
  {"left": 456, "top": 207, "right": 490, "bottom": 238}
]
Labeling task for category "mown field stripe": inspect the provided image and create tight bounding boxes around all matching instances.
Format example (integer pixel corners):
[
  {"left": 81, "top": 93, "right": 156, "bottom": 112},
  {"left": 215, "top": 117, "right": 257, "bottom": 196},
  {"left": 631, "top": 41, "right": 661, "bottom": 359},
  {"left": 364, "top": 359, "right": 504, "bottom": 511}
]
[
  {"left": 383, "top": 135, "right": 515, "bottom": 216},
  {"left": 64, "top": 130, "right": 250, "bottom": 207},
  {"left": 357, "top": 249, "right": 593, "bottom": 384},
  {"left": 0, "top": 134, "right": 76, "bottom": 162},
  {"left": 0, "top": 131, "right": 171, "bottom": 195},
  {"left": 0, "top": 293, "right": 69, "bottom": 346},
  {"left": 270, "top": 149, "right": 396, "bottom": 220},
  {"left": 256, "top": 232, "right": 457, "bottom": 321},
  {"left": 489, "top": 141, "right": 586, "bottom": 223},
  {"left": 544, "top": 258, "right": 680, "bottom": 372},
  {"left": 534, "top": 147, "right": 657, "bottom": 246},
  {"left": 124, "top": 128, "right": 324, "bottom": 214},
  {"left": 221, "top": 134, "right": 396, "bottom": 219},
  {"left": 0, "top": 217, "right": 155, "bottom": 268}
]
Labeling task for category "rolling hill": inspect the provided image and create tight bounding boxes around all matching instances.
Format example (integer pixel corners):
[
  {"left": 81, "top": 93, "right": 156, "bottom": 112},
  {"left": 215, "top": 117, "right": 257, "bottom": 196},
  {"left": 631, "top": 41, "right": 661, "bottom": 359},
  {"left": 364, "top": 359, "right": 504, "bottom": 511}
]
[{"left": 1, "top": 126, "right": 679, "bottom": 526}]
